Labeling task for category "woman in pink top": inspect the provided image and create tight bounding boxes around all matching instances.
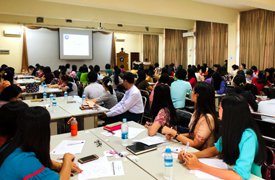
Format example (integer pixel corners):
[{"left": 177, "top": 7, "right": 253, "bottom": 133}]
[
  {"left": 146, "top": 83, "right": 177, "bottom": 136},
  {"left": 149, "top": 73, "right": 170, "bottom": 106}
]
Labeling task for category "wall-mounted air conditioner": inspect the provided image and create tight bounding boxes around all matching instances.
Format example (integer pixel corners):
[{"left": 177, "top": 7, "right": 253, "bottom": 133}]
[
  {"left": 183, "top": 32, "right": 195, "bottom": 38},
  {"left": 3, "top": 30, "right": 22, "bottom": 37}
]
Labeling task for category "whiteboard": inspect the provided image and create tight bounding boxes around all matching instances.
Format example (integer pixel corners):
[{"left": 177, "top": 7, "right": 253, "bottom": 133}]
[{"left": 26, "top": 28, "right": 112, "bottom": 71}]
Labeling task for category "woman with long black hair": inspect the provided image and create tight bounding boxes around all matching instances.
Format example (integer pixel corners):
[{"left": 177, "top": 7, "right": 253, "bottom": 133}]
[
  {"left": 0, "top": 107, "right": 81, "bottom": 179},
  {"left": 90, "top": 76, "right": 118, "bottom": 109},
  {"left": 145, "top": 83, "right": 177, "bottom": 136},
  {"left": 162, "top": 82, "right": 219, "bottom": 150},
  {"left": 179, "top": 94, "right": 266, "bottom": 179}
]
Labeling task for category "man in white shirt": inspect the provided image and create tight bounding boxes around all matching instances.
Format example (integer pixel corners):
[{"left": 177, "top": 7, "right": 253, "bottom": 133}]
[
  {"left": 258, "top": 88, "right": 275, "bottom": 122},
  {"left": 83, "top": 71, "right": 105, "bottom": 99},
  {"left": 101, "top": 72, "right": 144, "bottom": 124}
]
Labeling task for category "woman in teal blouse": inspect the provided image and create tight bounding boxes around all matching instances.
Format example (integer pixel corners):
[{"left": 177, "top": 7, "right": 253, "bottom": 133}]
[
  {"left": 179, "top": 94, "right": 266, "bottom": 180},
  {"left": 0, "top": 107, "right": 81, "bottom": 179}
]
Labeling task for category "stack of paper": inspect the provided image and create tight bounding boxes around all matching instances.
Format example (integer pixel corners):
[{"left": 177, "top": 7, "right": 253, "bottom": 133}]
[
  {"left": 190, "top": 158, "right": 228, "bottom": 180},
  {"left": 133, "top": 136, "right": 166, "bottom": 146},
  {"left": 51, "top": 140, "right": 85, "bottom": 155},
  {"left": 78, "top": 157, "right": 124, "bottom": 180}
]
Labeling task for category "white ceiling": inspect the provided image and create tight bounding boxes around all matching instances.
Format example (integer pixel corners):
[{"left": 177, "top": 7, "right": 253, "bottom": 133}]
[
  {"left": 193, "top": 0, "right": 252, "bottom": 10},
  {"left": 42, "top": 0, "right": 275, "bottom": 12}
]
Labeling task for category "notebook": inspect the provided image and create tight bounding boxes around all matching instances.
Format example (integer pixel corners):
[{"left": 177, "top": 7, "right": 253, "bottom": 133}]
[{"left": 126, "top": 142, "right": 157, "bottom": 155}]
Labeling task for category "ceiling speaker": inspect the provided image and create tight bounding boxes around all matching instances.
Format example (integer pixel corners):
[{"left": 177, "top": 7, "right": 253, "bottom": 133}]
[{"left": 36, "top": 17, "right": 44, "bottom": 23}]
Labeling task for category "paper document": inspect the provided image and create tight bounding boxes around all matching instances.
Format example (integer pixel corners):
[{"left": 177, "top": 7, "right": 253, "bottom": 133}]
[
  {"left": 78, "top": 157, "right": 124, "bottom": 180},
  {"left": 109, "top": 127, "right": 145, "bottom": 139},
  {"left": 190, "top": 158, "right": 228, "bottom": 180},
  {"left": 134, "top": 136, "right": 166, "bottom": 146},
  {"left": 51, "top": 140, "right": 85, "bottom": 155}
]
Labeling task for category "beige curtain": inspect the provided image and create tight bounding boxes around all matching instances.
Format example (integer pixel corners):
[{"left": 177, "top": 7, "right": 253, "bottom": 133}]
[
  {"left": 164, "top": 29, "right": 187, "bottom": 68},
  {"left": 21, "top": 29, "right": 28, "bottom": 72},
  {"left": 196, "top": 21, "right": 228, "bottom": 67},
  {"left": 196, "top": 21, "right": 211, "bottom": 66},
  {"left": 143, "top": 34, "right": 159, "bottom": 64},
  {"left": 111, "top": 32, "right": 116, "bottom": 68},
  {"left": 240, "top": 9, "right": 275, "bottom": 70}
]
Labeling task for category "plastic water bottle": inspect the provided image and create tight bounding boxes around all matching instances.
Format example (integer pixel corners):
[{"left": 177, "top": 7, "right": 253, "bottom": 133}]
[
  {"left": 121, "top": 118, "right": 129, "bottom": 146},
  {"left": 70, "top": 118, "right": 78, "bottom": 136},
  {"left": 43, "top": 92, "right": 47, "bottom": 103},
  {"left": 64, "top": 91, "right": 68, "bottom": 102},
  {"left": 52, "top": 98, "right": 57, "bottom": 113},
  {"left": 49, "top": 93, "right": 54, "bottom": 103},
  {"left": 164, "top": 148, "right": 173, "bottom": 180},
  {"left": 82, "top": 94, "right": 86, "bottom": 105}
]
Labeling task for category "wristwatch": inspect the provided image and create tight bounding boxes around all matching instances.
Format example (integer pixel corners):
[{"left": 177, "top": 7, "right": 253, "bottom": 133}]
[{"left": 174, "top": 133, "right": 179, "bottom": 140}]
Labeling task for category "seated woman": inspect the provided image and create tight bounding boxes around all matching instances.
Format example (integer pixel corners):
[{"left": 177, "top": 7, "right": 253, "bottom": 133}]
[
  {"left": 0, "top": 107, "right": 81, "bottom": 179},
  {"left": 135, "top": 70, "right": 153, "bottom": 91},
  {"left": 179, "top": 94, "right": 266, "bottom": 180},
  {"left": 0, "top": 68, "right": 14, "bottom": 93},
  {"left": 53, "top": 75, "right": 78, "bottom": 96},
  {"left": 149, "top": 73, "right": 170, "bottom": 106},
  {"left": 41, "top": 66, "right": 54, "bottom": 84},
  {"left": 0, "top": 85, "right": 22, "bottom": 107},
  {"left": 89, "top": 76, "right": 118, "bottom": 109},
  {"left": 145, "top": 83, "right": 177, "bottom": 136},
  {"left": 228, "top": 74, "right": 258, "bottom": 112},
  {"left": 162, "top": 82, "right": 219, "bottom": 150},
  {"left": 187, "top": 68, "right": 197, "bottom": 88},
  {"left": 252, "top": 71, "right": 267, "bottom": 95},
  {"left": 212, "top": 72, "right": 226, "bottom": 94}
]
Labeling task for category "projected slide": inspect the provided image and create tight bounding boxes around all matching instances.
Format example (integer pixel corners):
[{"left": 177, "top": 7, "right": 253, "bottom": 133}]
[
  {"left": 63, "top": 34, "right": 89, "bottom": 56},
  {"left": 59, "top": 28, "right": 93, "bottom": 60}
]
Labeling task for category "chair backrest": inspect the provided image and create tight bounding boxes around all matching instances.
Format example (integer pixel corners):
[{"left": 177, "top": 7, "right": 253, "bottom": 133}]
[
  {"left": 140, "top": 89, "right": 150, "bottom": 97},
  {"left": 176, "top": 109, "right": 192, "bottom": 128},
  {"left": 142, "top": 96, "right": 147, "bottom": 110},
  {"left": 262, "top": 146, "right": 275, "bottom": 180},
  {"left": 115, "top": 91, "right": 125, "bottom": 102},
  {"left": 138, "top": 96, "right": 147, "bottom": 124}
]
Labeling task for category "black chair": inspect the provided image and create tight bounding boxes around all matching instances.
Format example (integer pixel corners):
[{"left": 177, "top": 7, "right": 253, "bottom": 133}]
[
  {"left": 115, "top": 91, "right": 125, "bottom": 102},
  {"left": 176, "top": 109, "right": 192, "bottom": 133},
  {"left": 252, "top": 113, "right": 275, "bottom": 179},
  {"left": 139, "top": 89, "right": 152, "bottom": 123}
]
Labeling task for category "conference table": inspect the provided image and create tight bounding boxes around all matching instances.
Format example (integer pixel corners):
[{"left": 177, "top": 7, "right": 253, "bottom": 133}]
[
  {"left": 88, "top": 121, "right": 262, "bottom": 180},
  {"left": 21, "top": 85, "right": 62, "bottom": 99},
  {"left": 50, "top": 130, "right": 155, "bottom": 180},
  {"left": 14, "top": 78, "right": 41, "bottom": 85},
  {"left": 15, "top": 74, "right": 35, "bottom": 79},
  {"left": 23, "top": 96, "right": 109, "bottom": 135}
]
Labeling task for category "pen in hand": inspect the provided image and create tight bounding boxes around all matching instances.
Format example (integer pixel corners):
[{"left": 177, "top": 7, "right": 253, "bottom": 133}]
[{"left": 184, "top": 142, "right": 190, "bottom": 154}]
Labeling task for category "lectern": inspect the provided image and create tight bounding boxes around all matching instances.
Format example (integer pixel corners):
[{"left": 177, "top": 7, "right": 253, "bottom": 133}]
[{"left": 116, "top": 48, "right": 129, "bottom": 70}]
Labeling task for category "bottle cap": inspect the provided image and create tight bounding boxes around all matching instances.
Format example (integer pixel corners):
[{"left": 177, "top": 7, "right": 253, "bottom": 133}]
[
  {"left": 122, "top": 118, "right": 127, "bottom": 123},
  {"left": 165, "top": 148, "right": 171, "bottom": 153}
]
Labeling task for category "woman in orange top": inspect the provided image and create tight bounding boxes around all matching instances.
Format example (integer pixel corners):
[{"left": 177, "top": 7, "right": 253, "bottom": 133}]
[{"left": 0, "top": 68, "right": 14, "bottom": 93}]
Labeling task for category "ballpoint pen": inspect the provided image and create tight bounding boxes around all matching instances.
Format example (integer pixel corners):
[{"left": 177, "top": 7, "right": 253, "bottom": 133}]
[
  {"left": 184, "top": 142, "right": 190, "bottom": 153},
  {"left": 67, "top": 141, "right": 84, "bottom": 146}
]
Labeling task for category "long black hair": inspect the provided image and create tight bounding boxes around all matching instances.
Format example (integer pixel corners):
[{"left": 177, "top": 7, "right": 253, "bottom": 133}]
[
  {"left": 150, "top": 83, "right": 177, "bottom": 126},
  {"left": 0, "top": 107, "right": 52, "bottom": 168},
  {"left": 212, "top": 72, "right": 223, "bottom": 90},
  {"left": 190, "top": 82, "right": 219, "bottom": 138},
  {"left": 187, "top": 68, "right": 197, "bottom": 81},
  {"left": 114, "top": 66, "right": 121, "bottom": 85},
  {"left": 136, "top": 70, "right": 146, "bottom": 86},
  {"left": 220, "top": 94, "right": 266, "bottom": 165},
  {"left": 102, "top": 76, "right": 114, "bottom": 95}
]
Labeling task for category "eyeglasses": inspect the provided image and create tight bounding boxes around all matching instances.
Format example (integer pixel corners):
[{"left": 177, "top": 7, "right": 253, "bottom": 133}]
[{"left": 94, "top": 139, "right": 102, "bottom": 147}]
